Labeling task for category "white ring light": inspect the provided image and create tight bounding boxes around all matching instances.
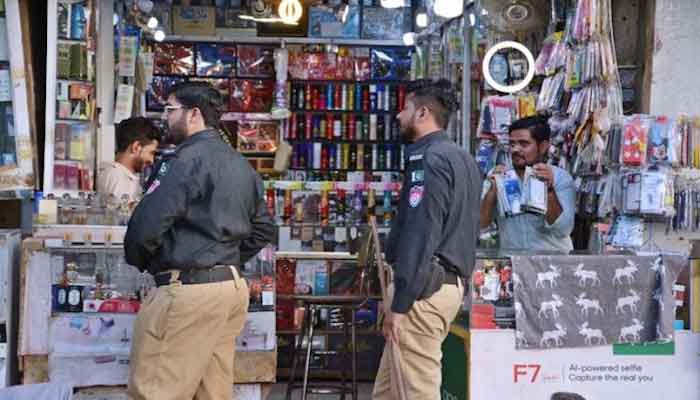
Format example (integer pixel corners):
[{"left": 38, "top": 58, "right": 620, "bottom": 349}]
[
  {"left": 279, "top": 0, "right": 303, "bottom": 24},
  {"left": 482, "top": 41, "right": 535, "bottom": 94}
]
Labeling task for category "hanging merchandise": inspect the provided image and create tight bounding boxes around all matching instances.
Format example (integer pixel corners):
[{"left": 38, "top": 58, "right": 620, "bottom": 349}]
[
  {"left": 271, "top": 48, "right": 291, "bottom": 118},
  {"left": 534, "top": 32, "right": 566, "bottom": 77},
  {"left": 536, "top": 71, "right": 565, "bottom": 112},
  {"left": 639, "top": 169, "right": 672, "bottom": 216},
  {"left": 621, "top": 115, "right": 650, "bottom": 167},
  {"left": 607, "top": 215, "right": 644, "bottom": 248},
  {"left": 477, "top": 96, "right": 516, "bottom": 143}
]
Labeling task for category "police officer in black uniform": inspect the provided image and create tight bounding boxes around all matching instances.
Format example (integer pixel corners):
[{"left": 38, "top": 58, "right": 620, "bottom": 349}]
[
  {"left": 124, "top": 81, "right": 275, "bottom": 400},
  {"left": 373, "top": 79, "right": 482, "bottom": 400}
]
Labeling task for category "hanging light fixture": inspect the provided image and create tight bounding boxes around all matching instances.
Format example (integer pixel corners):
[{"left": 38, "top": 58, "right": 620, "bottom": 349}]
[
  {"left": 434, "top": 0, "right": 464, "bottom": 19},
  {"left": 415, "top": 9, "right": 428, "bottom": 28},
  {"left": 279, "top": 0, "right": 303, "bottom": 25},
  {"left": 147, "top": 16, "right": 159, "bottom": 29},
  {"left": 380, "top": 0, "right": 406, "bottom": 9},
  {"left": 154, "top": 29, "right": 165, "bottom": 42}
]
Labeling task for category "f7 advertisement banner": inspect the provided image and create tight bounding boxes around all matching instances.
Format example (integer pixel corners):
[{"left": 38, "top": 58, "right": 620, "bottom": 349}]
[{"left": 470, "top": 330, "right": 700, "bottom": 400}]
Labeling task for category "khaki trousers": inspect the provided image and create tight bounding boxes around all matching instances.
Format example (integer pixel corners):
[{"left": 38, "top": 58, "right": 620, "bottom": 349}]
[
  {"left": 128, "top": 269, "right": 249, "bottom": 400},
  {"left": 372, "top": 281, "right": 464, "bottom": 400}
]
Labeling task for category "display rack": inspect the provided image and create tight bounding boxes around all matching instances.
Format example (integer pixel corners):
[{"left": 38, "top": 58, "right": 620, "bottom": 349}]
[{"left": 43, "top": 0, "right": 98, "bottom": 196}]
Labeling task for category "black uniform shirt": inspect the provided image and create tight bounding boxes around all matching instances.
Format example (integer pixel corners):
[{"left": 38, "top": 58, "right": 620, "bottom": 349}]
[
  {"left": 124, "top": 129, "right": 275, "bottom": 275},
  {"left": 385, "top": 131, "right": 482, "bottom": 313}
]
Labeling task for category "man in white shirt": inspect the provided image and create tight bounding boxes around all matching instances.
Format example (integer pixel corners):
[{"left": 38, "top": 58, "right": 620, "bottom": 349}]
[{"left": 97, "top": 117, "right": 161, "bottom": 203}]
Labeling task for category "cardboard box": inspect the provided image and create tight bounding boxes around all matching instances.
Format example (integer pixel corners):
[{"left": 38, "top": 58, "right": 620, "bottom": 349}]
[
  {"left": 236, "top": 311, "right": 275, "bottom": 351},
  {"left": 48, "top": 314, "right": 136, "bottom": 355},
  {"left": 172, "top": 6, "right": 216, "bottom": 36}
]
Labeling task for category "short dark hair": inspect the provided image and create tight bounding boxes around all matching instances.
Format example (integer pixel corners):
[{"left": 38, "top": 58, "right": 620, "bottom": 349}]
[
  {"left": 551, "top": 392, "right": 586, "bottom": 400},
  {"left": 115, "top": 117, "right": 161, "bottom": 153},
  {"left": 166, "top": 81, "right": 224, "bottom": 128},
  {"left": 406, "top": 79, "right": 460, "bottom": 129},
  {"left": 509, "top": 115, "right": 551, "bottom": 143}
]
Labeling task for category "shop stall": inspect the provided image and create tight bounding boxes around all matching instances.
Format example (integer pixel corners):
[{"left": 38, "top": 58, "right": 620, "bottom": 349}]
[{"left": 13, "top": 0, "right": 700, "bottom": 399}]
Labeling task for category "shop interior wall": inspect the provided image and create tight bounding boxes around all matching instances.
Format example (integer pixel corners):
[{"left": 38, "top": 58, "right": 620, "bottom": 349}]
[
  {"left": 647, "top": 0, "right": 700, "bottom": 252},
  {"left": 649, "top": 0, "right": 700, "bottom": 116}
]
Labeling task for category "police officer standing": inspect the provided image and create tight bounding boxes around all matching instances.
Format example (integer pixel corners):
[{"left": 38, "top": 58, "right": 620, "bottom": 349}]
[
  {"left": 124, "top": 81, "right": 275, "bottom": 400},
  {"left": 372, "top": 80, "right": 481, "bottom": 400}
]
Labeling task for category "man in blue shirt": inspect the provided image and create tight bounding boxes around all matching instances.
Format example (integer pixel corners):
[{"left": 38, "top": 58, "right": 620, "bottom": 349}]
[{"left": 480, "top": 116, "right": 576, "bottom": 252}]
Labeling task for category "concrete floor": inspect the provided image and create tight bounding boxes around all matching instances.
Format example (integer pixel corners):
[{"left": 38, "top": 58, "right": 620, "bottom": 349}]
[{"left": 267, "top": 382, "right": 374, "bottom": 400}]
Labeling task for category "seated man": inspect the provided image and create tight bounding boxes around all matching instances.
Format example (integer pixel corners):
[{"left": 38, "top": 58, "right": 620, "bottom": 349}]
[
  {"left": 480, "top": 116, "right": 576, "bottom": 252},
  {"left": 97, "top": 117, "right": 161, "bottom": 203}
]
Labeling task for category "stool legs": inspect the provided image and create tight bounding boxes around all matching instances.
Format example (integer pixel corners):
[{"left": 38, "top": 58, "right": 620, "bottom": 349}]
[
  {"left": 286, "top": 302, "right": 309, "bottom": 400},
  {"left": 301, "top": 304, "right": 316, "bottom": 400},
  {"left": 351, "top": 307, "right": 357, "bottom": 400}
]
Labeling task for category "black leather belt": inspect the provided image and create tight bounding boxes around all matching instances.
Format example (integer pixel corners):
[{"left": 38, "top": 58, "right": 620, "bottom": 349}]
[
  {"left": 154, "top": 266, "right": 236, "bottom": 287},
  {"left": 444, "top": 270, "right": 459, "bottom": 285},
  {"left": 433, "top": 256, "right": 460, "bottom": 285}
]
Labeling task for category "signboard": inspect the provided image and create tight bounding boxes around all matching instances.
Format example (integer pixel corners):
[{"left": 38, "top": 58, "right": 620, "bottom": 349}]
[{"left": 470, "top": 329, "right": 700, "bottom": 399}]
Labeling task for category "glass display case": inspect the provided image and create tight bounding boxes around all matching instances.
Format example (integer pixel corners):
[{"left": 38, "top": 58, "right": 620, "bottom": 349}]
[
  {"left": 44, "top": 0, "right": 98, "bottom": 195},
  {"left": 0, "top": 1, "right": 37, "bottom": 192}
]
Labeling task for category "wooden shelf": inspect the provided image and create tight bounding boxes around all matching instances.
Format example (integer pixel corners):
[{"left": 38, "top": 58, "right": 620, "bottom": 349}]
[
  {"left": 290, "top": 109, "right": 398, "bottom": 115},
  {"left": 291, "top": 79, "right": 410, "bottom": 84},
  {"left": 278, "top": 329, "right": 379, "bottom": 335},
  {"left": 276, "top": 251, "right": 357, "bottom": 260},
  {"left": 155, "top": 35, "right": 408, "bottom": 47},
  {"left": 286, "top": 138, "right": 399, "bottom": 144}
]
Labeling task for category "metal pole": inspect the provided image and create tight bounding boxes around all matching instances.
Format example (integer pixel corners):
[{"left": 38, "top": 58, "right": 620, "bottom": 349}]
[{"left": 461, "top": 1, "right": 474, "bottom": 153}]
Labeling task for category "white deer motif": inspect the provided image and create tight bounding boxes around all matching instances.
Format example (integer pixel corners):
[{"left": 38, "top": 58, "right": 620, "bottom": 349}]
[
  {"left": 615, "top": 289, "right": 641, "bottom": 314},
  {"left": 613, "top": 260, "right": 638, "bottom": 285},
  {"left": 576, "top": 293, "right": 605, "bottom": 317},
  {"left": 619, "top": 319, "right": 644, "bottom": 342},
  {"left": 652, "top": 287, "right": 664, "bottom": 311},
  {"left": 536, "top": 265, "right": 561, "bottom": 288},
  {"left": 540, "top": 323, "right": 567, "bottom": 347},
  {"left": 651, "top": 257, "right": 666, "bottom": 278},
  {"left": 514, "top": 301, "right": 524, "bottom": 318},
  {"left": 538, "top": 294, "right": 563, "bottom": 319},
  {"left": 574, "top": 264, "right": 600, "bottom": 287},
  {"left": 512, "top": 272, "right": 522, "bottom": 290},
  {"left": 515, "top": 330, "right": 528, "bottom": 347},
  {"left": 579, "top": 322, "right": 607, "bottom": 345}
]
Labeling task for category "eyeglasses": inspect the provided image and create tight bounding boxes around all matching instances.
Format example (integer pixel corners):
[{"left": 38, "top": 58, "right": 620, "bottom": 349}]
[{"left": 163, "top": 105, "right": 185, "bottom": 114}]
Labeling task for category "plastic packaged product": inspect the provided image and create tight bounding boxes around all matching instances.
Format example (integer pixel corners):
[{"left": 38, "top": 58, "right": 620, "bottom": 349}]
[
  {"left": 229, "top": 79, "right": 274, "bottom": 113},
  {"left": 195, "top": 44, "right": 237, "bottom": 77},
  {"left": 237, "top": 45, "right": 275, "bottom": 78},
  {"left": 621, "top": 116, "right": 650, "bottom": 166},
  {"left": 153, "top": 43, "right": 195, "bottom": 75}
]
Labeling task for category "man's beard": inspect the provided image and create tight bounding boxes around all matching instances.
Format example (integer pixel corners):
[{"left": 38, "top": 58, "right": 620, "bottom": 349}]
[
  {"left": 399, "top": 116, "right": 418, "bottom": 142},
  {"left": 168, "top": 116, "right": 188, "bottom": 145},
  {"left": 133, "top": 156, "right": 144, "bottom": 173}
]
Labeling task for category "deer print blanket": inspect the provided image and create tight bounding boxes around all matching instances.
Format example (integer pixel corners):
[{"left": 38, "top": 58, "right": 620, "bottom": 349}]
[{"left": 512, "top": 254, "right": 685, "bottom": 350}]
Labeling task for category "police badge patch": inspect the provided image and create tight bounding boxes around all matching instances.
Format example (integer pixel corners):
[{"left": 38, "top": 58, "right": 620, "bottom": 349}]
[{"left": 409, "top": 185, "right": 424, "bottom": 207}]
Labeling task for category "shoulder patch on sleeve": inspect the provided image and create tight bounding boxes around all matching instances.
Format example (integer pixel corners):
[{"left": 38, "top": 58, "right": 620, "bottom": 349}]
[{"left": 409, "top": 185, "right": 424, "bottom": 207}]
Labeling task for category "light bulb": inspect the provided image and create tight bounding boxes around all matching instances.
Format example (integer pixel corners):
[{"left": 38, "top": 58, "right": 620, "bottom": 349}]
[
  {"left": 279, "top": 0, "right": 303, "bottom": 25},
  {"left": 402, "top": 32, "right": 416, "bottom": 46},
  {"left": 154, "top": 29, "right": 165, "bottom": 42},
  {"left": 381, "top": 0, "right": 405, "bottom": 9},
  {"left": 147, "top": 16, "right": 159, "bottom": 29},
  {"left": 113, "top": 13, "right": 119, "bottom": 26},
  {"left": 469, "top": 13, "right": 476, "bottom": 26},
  {"left": 434, "top": 0, "right": 464, "bottom": 19},
  {"left": 416, "top": 12, "right": 428, "bottom": 28},
  {"left": 340, "top": 4, "right": 349, "bottom": 24}
]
